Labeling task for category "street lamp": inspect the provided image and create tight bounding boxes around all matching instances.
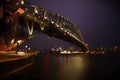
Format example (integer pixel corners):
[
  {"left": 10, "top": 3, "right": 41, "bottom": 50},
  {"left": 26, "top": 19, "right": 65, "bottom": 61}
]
[
  {"left": 17, "top": 40, "right": 22, "bottom": 45},
  {"left": 16, "top": 40, "right": 22, "bottom": 54},
  {"left": 25, "top": 45, "right": 28, "bottom": 48},
  {"left": 25, "top": 45, "right": 28, "bottom": 52},
  {"left": 28, "top": 47, "right": 31, "bottom": 51}
]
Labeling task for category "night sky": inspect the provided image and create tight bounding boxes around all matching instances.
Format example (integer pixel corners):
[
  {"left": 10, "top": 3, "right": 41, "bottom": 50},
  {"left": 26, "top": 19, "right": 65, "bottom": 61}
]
[{"left": 24, "top": 0, "right": 120, "bottom": 50}]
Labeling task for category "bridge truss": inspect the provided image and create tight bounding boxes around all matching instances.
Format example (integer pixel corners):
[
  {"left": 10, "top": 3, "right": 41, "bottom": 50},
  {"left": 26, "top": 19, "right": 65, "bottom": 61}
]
[{"left": 0, "top": 0, "right": 88, "bottom": 51}]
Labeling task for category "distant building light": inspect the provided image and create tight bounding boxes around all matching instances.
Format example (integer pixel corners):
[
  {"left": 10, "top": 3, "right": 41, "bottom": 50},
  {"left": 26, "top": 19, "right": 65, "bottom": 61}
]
[
  {"left": 59, "top": 47, "right": 62, "bottom": 50},
  {"left": 68, "top": 51, "right": 71, "bottom": 54},
  {"left": 52, "top": 48, "right": 55, "bottom": 51},
  {"left": 100, "top": 47, "right": 103, "bottom": 50}
]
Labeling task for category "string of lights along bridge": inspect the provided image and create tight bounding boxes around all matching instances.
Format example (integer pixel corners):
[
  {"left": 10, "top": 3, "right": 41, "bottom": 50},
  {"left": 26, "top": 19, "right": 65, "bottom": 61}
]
[{"left": 0, "top": 0, "right": 88, "bottom": 51}]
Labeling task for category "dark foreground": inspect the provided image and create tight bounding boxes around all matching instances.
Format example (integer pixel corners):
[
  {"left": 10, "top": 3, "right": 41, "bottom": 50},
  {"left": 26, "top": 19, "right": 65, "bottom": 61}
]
[{"left": 1, "top": 53, "right": 120, "bottom": 80}]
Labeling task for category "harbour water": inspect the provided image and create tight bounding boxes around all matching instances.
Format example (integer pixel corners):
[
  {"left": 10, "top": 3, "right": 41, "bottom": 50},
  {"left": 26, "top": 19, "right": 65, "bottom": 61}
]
[{"left": 2, "top": 53, "right": 120, "bottom": 80}]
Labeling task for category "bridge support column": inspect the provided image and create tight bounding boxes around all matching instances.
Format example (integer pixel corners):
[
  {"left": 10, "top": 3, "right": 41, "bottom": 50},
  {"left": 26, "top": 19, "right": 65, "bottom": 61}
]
[
  {"left": 43, "top": 10, "right": 47, "bottom": 20},
  {"left": 50, "top": 13, "right": 54, "bottom": 24},
  {"left": 40, "top": 23, "right": 45, "bottom": 31},
  {"left": 55, "top": 14, "right": 60, "bottom": 27},
  {"left": 26, "top": 19, "right": 34, "bottom": 36}
]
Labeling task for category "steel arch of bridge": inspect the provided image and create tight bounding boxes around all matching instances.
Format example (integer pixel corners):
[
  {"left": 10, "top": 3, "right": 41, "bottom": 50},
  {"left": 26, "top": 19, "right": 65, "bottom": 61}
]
[{"left": 1, "top": 0, "right": 88, "bottom": 51}]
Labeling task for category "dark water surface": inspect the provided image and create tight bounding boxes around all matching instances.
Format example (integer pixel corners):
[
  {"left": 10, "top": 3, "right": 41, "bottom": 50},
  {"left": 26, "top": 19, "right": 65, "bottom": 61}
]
[{"left": 3, "top": 53, "right": 120, "bottom": 80}]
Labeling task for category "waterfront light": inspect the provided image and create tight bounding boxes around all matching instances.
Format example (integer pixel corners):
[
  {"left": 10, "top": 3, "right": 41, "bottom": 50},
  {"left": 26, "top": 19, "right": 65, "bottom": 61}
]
[
  {"left": 25, "top": 45, "right": 28, "bottom": 48},
  {"left": 17, "top": 40, "right": 22, "bottom": 45},
  {"left": 17, "top": 51, "right": 25, "bottom": 55},
  {"left": 28, "top": 47, "right": 31, "bottom": 50}
]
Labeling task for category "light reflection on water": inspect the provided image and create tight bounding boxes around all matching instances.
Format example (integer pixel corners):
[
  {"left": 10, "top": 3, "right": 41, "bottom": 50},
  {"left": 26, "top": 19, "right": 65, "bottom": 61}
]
[
  {"left": 57, "top": 56, "right": 86, "bottom": 80},
  {"left": 3, "top": 53, "right": 120, "bottom": 80},
  {"left": 33, "top": 54, "right": 89, "bottom": 80},
  {"left": 32, "top": 54, "right": 120, "bottom": 80}
]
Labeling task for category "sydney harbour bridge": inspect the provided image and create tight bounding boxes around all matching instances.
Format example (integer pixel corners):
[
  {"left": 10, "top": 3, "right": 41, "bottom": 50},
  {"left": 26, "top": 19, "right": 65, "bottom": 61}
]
[{"left": 0, "top": 0, "right": 88, "bottom": 51}]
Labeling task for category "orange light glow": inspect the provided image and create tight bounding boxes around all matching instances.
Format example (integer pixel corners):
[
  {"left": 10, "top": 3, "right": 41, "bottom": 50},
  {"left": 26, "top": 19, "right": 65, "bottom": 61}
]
[{"left": 16, "top": 8, "right": 25, "bottom": 14}]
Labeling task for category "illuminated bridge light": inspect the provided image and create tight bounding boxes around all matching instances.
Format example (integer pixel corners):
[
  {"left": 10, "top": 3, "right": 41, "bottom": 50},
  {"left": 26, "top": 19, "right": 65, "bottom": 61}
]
[
  {"left": 41, "top": 27, "right": 44, "bottom": 30},
  {"left": 76, "top": 38, "right": 80, "bottom": 41},
  {"left": 56, "top": 24, "right": 59, "bottom": 27},
  {"left": 64, "top": 30, "right": 67, "bottom": 32},
  {"left": 44, "top": 16, "right": 47, "bottom": 19},
  {"left": 0, "top": 1, "right": 87, "bottom": 51},
  {"left": 72, "top": 35, "right": 75, "bottom": 37},
  {"left": 71, "top": 35, "right": 73, "bottom": 37},
  {"left": 77, "top": 38, "right": 79, "bottom": 41},
  {"left": 51, "top": 21, "right": 54, "bottom": 24},
  {"left": 67, "top": 31, "right": 70, "bottom": 34},
  {"left": 34, "top": 7, "right": 38, "bottom": 14},
  {"left": 79, "top": 40, "right": 81, "bottom": 42},
  {"left": 61, "top": 27, "right": 64, "bottom": 30},
  {"left": 74, "top": 37, "right": 77, "bottom": 39}
]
